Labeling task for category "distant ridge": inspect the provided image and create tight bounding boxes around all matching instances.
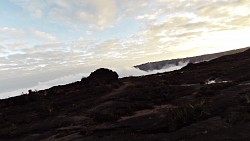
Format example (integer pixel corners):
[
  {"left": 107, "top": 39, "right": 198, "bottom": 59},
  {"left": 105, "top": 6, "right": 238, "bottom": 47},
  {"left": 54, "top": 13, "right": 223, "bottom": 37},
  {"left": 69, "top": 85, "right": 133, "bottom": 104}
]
[{"left": 134, "top": 47, "right": 250, "bottom": 71}]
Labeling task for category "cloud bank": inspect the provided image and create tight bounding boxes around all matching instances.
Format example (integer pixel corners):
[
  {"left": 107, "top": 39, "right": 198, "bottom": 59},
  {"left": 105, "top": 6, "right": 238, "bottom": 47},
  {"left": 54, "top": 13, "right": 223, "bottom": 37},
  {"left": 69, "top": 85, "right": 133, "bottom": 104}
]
[{"left": 0, "top": 61, "right": 188, "bottom": 99}]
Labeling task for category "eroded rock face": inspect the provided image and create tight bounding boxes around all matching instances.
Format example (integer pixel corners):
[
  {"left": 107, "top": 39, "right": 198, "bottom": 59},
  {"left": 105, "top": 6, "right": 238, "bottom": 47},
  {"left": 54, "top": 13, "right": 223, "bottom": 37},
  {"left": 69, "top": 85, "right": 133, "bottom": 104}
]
[{"left": 83, "top": 68, "right": 119, "bottom": 84}]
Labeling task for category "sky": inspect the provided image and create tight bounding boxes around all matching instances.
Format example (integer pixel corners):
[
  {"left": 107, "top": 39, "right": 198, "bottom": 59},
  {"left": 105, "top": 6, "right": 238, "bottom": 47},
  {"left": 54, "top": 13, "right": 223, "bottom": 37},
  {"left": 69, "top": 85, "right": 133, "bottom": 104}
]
[{"left": 1, "top": 0, "right": 250, "bottom": 98}]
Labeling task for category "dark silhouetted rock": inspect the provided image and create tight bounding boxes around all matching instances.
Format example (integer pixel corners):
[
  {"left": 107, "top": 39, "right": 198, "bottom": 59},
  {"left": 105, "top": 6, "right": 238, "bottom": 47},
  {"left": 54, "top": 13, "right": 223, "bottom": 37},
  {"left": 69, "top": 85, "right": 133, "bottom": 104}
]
[{"left": 86, "top": 68, "right": 119, "bottom": 84}]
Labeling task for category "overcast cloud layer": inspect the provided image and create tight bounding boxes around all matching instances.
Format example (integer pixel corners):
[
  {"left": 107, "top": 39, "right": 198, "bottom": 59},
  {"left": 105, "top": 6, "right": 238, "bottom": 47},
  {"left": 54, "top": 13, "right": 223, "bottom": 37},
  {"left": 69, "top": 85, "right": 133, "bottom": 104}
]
[{"left": 1, "top": 0, "right": 250, "bottom": 98}]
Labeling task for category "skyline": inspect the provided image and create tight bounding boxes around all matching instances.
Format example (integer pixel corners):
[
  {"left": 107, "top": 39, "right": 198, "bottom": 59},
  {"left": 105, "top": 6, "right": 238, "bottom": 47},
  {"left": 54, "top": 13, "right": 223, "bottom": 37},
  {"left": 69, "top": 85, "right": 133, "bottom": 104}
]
[{"left": 1, "top": 0, "right": 250, "bottom": 98}]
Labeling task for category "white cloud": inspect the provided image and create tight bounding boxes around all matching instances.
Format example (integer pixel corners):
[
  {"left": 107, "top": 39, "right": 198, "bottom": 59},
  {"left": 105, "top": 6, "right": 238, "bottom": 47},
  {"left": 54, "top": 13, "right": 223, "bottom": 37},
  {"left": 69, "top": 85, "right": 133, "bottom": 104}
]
[
  {"left": 85, "top": 31, "right": 93, "bottom": 35},
  {"left": 11, "top": 0, "right": 120, "bottom": 30},
  {"left": 136, "top": 9, "right": 163, "bottom": 20},
  {"left": 0, "top": 27, "right": 57, "bottom": 42},
  {"left": 2, "top": 0, "right": 250, "bottom": 98},
  {"left": 4, "top": 0, "right": 250, "bottom": 64},
  {"left": 0, "top": 61, "right": 189, "bottom": 99},
  {"left": 0, "top": 27, "right": 25, "bottom": 37},
  {"left": 33, "top": 30, "right": 57, "bottom": 41},
  {"left": 10, "top": 0, "right": 250, "bottom": 31},
  {"left": 0, "top": 72, "right": 89, "bottom": 99}
]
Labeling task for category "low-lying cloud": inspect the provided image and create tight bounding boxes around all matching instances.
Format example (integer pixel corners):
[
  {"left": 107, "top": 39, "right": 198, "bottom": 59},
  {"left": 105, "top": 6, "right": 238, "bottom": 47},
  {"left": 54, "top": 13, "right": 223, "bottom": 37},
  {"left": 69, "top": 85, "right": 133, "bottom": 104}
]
[{"left": 0, "top": 62, "right": 188, "bottom": 99}]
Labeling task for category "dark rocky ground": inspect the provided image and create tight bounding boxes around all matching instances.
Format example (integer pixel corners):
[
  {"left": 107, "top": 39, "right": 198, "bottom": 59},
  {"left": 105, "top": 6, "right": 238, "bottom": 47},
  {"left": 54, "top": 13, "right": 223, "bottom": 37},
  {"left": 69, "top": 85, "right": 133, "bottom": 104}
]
[
  {"left": 135, "top": 47, "right": 249, "bottom": 71},
  {"left": 1, "top": 49, "right": 250, "bottom": 141}
]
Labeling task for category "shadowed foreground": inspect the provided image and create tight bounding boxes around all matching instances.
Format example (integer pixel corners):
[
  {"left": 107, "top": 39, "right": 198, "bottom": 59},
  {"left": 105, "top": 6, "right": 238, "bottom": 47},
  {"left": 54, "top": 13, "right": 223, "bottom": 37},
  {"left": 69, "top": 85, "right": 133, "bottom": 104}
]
[{"left": 1, "top": 50, "right": 250, "bottom": 141}]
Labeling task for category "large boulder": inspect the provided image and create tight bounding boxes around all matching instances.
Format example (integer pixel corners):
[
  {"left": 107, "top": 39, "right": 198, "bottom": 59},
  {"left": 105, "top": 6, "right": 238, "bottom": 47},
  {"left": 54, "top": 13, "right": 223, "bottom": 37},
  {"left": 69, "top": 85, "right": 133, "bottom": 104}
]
[{"left": 83, "top": 68, "right": 119, "bottom": 84}]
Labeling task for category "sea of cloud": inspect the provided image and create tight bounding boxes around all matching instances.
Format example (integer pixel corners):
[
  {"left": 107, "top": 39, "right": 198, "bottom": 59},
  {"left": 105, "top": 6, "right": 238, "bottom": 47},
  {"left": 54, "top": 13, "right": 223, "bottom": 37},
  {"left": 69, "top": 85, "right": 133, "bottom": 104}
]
[{"left": 0, "top": 62, "right": 188, "bottom": 99}]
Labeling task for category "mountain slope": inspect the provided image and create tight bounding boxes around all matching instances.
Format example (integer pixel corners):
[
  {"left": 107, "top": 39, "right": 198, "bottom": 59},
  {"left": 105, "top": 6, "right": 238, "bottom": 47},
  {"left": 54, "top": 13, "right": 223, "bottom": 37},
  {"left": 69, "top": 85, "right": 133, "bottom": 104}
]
[
  {"left": 135, "top": 47, "right": 250, "bottom": 71},
  {"left": 1, "top": 49, "right": 250, "bottom": 141}
]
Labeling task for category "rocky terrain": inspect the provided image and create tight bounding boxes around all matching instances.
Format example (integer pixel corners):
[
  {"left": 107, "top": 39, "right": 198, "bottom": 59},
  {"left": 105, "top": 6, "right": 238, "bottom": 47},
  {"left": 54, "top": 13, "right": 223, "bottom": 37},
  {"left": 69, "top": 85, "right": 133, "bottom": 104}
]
[
  {"left": 135, "top": 47, "right": 250, "bottom": 71},
  {"left": 1, "top": 49, "right": 250, "bottom": 141}
]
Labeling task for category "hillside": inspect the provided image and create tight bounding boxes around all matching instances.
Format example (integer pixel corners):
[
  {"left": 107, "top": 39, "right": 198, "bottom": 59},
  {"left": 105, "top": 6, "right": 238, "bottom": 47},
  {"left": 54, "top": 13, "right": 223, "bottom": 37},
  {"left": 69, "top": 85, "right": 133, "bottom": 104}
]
[
  {"left": 1, "top": 49, "right": 250, "bottom": 141},
  {"left": 135, "top": 47, "right": 250, "bottom": 71}
]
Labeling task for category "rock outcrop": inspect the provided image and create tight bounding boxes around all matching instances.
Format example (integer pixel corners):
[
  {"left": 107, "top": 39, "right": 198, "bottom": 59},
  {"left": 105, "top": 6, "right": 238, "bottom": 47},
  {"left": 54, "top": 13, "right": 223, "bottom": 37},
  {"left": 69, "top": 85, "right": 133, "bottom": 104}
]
[{"left": 81, "top": 68, "right": 119, "bottom": 85}]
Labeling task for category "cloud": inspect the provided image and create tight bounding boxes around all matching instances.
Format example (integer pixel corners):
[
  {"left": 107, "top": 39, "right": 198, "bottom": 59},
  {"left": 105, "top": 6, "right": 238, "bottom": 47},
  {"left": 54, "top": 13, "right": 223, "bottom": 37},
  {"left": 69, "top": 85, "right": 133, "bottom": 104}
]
[
  {"left": 4, "top": 0, "right": 250, "bottom": 65},
  {"left": 10, "top": 0, "right": 250, "bottom": 31},
  {"left": 33, "top": 30, "right": 57, "bottom": 41},
  {"left": 132, "top": 0, "right": 250, "bottom": 55},
  {"left": 0, "top": 72, "right": 89, "bottom": 99},
  {"left": 0, "top": 61, "right": 188, "bottom": 99},
  {"left": 0, "top": 27, "right": 25, "bottom": 37},
  {"left": 85, "top": 31, "right": 93, "bottom": 35},
  {"left": 2, "top": 0, "right": 250, "bottom": 98},
  {"left": 136, "top": 9, "right": 163, "bottom": 20},
  {"left": 11, "top": 0, "right": 119, "bottom": 30},
  {"left": 0, "top": 27, "right": 57, "bottom": 42}
]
